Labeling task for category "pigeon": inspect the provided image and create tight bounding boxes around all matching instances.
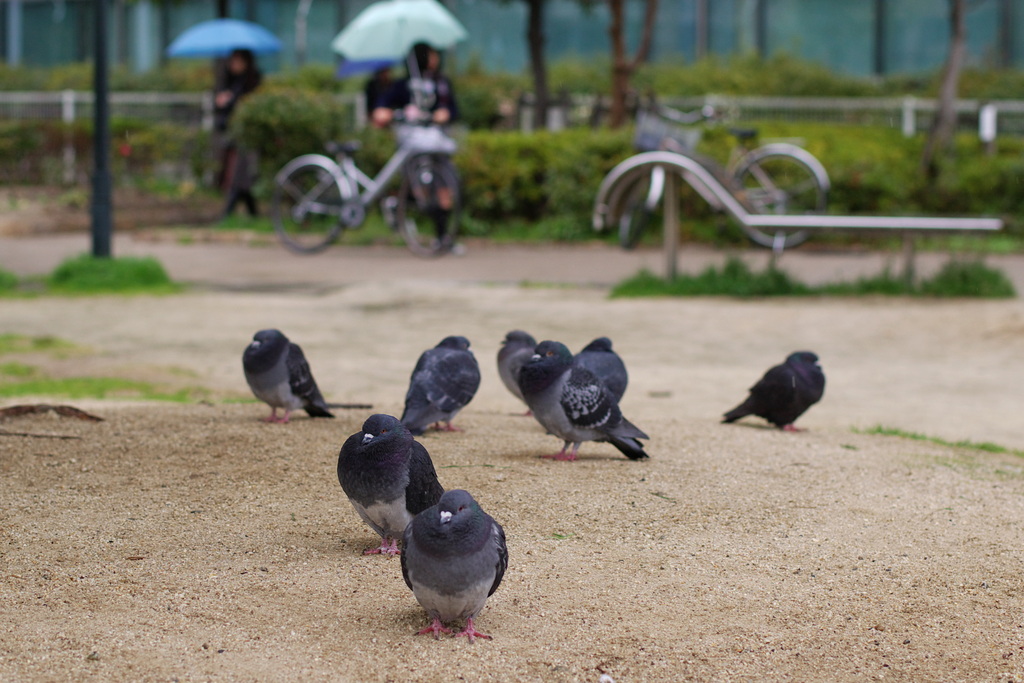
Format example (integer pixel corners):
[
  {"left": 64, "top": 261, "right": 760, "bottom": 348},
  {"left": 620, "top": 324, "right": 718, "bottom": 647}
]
[
  {"left": 401, "top": 336, "right": 481, "bottom": 435},
  {"left": 337, "top": 414, "right": 445, "bottom": 555},
  {"left": 518, "top": 340, "right": 649, "bottom": 461},
  {"left": 722, "top": 351, "right": 826, "bottom": 431},
  {"left": 242, "top": 329, "right": 333, "bottom": 423},
  {"left": 496, "top": 330, "right": 537, "bottom": 408},
  {"left": 402, "top": 489, "right": 507, "bottom": 642},
  {"left": 574, "top": 336, "right": 628, "bottom": 403}
]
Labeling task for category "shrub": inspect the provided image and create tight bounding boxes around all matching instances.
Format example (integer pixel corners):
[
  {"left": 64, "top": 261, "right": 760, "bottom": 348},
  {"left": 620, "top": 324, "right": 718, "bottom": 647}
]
[{"left": 232, "top": 88, "right": 358, "bottom": 176}]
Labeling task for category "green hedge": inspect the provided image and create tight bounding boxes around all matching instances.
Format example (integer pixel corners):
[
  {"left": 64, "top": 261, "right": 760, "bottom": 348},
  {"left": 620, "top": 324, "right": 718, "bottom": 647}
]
[{"left": 227, "top": 97, "right": 1024, "bottom": 242}]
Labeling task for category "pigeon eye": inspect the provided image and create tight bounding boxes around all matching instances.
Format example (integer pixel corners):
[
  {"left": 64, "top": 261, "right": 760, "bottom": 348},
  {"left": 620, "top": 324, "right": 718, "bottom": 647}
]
[
  {"left": 380, "top": 429, "right": 388, "bottom": 435},
  {"left": 458, "top": 505, "right": 466, "bottom": 512},
  {"left": 545, "top": 351, "right": 554, "bottom": 357}
]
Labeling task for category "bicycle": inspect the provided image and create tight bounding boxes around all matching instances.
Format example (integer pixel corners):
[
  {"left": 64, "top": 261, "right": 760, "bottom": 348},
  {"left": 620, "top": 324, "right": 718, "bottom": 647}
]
[
  {"left": 614, "top": 104, "right": 830, "bottom": 251},
  {"left": 271, "top": 116, "right": 461, "bottom": 257}
]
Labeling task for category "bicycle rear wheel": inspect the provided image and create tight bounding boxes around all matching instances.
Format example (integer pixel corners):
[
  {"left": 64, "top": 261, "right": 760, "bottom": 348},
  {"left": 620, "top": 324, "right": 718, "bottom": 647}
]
[
  {"left": 617, "top": 165, "right": 665, "bottom": 250},
  {"left": 272, "top": 155, "right": 351, "bottom": 254},
  {"left": 396, "top": 154, "right": 461, "bottom": 257},
  {"left": 731, "top": 145, "right": 829, "bottom": 250}
]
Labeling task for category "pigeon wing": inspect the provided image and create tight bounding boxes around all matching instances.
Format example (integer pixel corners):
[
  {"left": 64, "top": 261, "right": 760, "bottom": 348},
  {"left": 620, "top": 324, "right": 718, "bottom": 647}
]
[
  {"left": 405, "top": 440, "right": 445, "bottom": 516},
  {"left": 488, "top": 520, "right": 508, "bottom": 597},
  {"left": 286, "top": 343, "right": 333, "bottom": 417},
  {"left": 425, "top": 351, "right": 481, "bottom": 413}
]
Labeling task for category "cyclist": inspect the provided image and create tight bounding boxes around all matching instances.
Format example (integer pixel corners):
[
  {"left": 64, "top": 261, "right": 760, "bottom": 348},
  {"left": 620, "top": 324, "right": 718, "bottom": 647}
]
[{"left": 372, "top": 43, "right": 459, "bottom": 247}]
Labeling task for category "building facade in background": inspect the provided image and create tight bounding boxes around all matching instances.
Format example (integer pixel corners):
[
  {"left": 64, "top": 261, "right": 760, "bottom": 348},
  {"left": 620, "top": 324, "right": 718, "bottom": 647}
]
[{"left": 1, "top": 0, "right": 1020, "bottom": 77}]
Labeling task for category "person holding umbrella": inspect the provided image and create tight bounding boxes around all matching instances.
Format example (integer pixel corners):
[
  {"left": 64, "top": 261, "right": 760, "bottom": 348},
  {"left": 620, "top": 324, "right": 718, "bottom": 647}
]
[
  {"left": 371, "top": 43, "right": 457, "bottom": 128},
  {"left": 214, "top": 49, "right": 262, "bottom": 218}
]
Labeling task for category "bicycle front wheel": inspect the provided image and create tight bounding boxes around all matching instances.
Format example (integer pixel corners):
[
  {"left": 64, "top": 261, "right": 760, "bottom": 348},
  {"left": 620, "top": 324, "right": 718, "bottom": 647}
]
[
  {"left": 617, "top": 165, "right": 665, "bottom": 250},
  {"left": 732, "top": 145, "right": 829, "bottom": 250},
  {"left": 272, "top": 155, "right": 351, "bottom": 254},
  {"left": 396, "top": 154, "right": 461, "bottom": 257}
]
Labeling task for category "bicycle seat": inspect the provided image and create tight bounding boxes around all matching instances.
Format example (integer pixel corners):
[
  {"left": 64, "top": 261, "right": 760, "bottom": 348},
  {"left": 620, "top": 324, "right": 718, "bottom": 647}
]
[
  {"left": 729, "top": 128, "right": 759, "bottom": 142},
  {"left": 325, "top": 140, "right": 361, "bottom": 156}
]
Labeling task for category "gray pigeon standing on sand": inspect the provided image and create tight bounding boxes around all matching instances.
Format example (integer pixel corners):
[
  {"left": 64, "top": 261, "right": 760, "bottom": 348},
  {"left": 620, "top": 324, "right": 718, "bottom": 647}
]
[
  {"left": 574, "top": 336, "right": 628, "bottom": 404},
  {"left": 401, "top": 336, "right": 481, "bottom": 435},
  {"left": 242, "top": 329, "right": 333, "bottom": 423},
  {"left": 337, "top": 414, "right": 444, "bottom": 555},
  {"left": 402, "top": 489, "right": 507, "bottom": 642},
  {"left": 518, "top": 340, "right": 649, "bottom": 461},
  {"left": 496, "top": 330, "right": 537, "bottom": 408},
  {"left": 722, "top": 351, "right": 825, "bottom": 431}
]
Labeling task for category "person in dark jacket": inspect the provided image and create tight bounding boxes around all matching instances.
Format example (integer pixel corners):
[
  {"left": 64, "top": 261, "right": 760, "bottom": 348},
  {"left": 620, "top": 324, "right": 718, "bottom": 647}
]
[
  {"left": 214, "top": 49, "right": 261, "bottom": 217},
  {"left": 371, "top": 43, "right": 458, "bottom": 127}
]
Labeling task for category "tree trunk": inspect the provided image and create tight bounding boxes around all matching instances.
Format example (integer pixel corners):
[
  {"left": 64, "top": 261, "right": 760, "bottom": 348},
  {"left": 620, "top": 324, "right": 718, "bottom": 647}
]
[
  {"left": 608, "top": 0, "right": 659, "bottom": 128},
  {"left": 920, "top": 0, "right": 966, "bottom": 180},
  {"left": 526, "top": 0, "right": 549, "bottom": 129}
]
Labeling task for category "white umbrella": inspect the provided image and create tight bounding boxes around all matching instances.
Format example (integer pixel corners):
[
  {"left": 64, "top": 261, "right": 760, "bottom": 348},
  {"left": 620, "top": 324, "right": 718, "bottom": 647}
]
[{"left": 331, "top": 0, "right": 467, "bottom": 61}]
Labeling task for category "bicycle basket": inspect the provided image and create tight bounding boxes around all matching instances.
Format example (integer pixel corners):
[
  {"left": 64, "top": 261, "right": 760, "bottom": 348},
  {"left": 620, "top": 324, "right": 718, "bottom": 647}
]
[
  {"left": 395, "top": 124, "right": 458, "bottom": 154},
  {"left": 634, "top": 110, "right": 702, "bottom": 152}
]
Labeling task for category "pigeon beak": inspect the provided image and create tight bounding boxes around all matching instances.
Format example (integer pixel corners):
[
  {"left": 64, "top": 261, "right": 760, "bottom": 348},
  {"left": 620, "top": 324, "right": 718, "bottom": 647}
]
[
  {"left": 439, "top": 510, "right": 452, "bottom": 524},
  {"left": 530, "top": 353, "right": 541, "bottom": 361},
  {"left": 249, "top": 341, "right": 261, "bottom": 349},
  {"left": 361, "top": 433, "right": 374, "bottom": 444}
]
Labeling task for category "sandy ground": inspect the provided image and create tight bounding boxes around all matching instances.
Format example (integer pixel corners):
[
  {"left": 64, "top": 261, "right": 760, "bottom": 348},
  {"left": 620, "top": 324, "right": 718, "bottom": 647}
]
[{"left": 2, "top": 276, "right": 1024, "bottom": 682}]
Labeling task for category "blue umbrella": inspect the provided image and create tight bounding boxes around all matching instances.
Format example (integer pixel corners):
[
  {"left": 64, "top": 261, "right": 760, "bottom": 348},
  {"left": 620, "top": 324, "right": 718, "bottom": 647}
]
[
  {"left": 336, "top": 58, "right": 398, "bottom": 78},
  {"left": 166, "top": 18, "right": 282, "bottom": 58}
]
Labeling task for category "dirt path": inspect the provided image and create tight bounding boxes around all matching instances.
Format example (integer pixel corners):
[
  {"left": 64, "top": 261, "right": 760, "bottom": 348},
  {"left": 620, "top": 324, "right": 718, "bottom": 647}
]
[{"left": 2, "top": 282, "right": 1024, "bottom": 681}]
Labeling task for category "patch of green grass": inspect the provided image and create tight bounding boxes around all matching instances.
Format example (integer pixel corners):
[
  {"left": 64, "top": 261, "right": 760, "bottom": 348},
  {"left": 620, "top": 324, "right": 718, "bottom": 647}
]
[
  {"left": 0, "top": 376, "right": 206, "bottom": 402},
  {"left": 46, "top": 254, "right": 182, "bottom": 295},
  {"left": 0, "top": 334, "right": 80, "bottom": 356},
  {"left": 0, "top": 267, "right": 17, "bottom": 292},
  {"left": 611, "top": 256, "right": 1015, "bottom": 299},
  {"left": 0, "top": 361, "right": 38, "bottom": 377},
  {"left": 854, "top": 425, "right": 1024, "bottom": 458},
  {"left": 918, "top": 259, "right": 1016, "bottom": 298},
  {"left": 612, "top": 258, "right": 812, "bottom": 297}
]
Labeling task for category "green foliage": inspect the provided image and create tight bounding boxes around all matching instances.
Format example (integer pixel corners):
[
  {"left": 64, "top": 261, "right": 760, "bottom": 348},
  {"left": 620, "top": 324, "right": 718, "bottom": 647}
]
[
  {"left": 232, "top": 89, "right": 358, "bottom": 176},
  {"left": 46, "top": 254, "right": 180, "bottom": 295},
  {"left": 611, "top": 258, "right": 812, "bottom": 297},
  {"left": 918, "top": 259, "right": 1016, "bottom": 298},
  {"left": 611, "top": 256, "right": 1015, "bottom": 298},
  {"left": 0, "top": 268, "right": 18, "bottom": 292}
]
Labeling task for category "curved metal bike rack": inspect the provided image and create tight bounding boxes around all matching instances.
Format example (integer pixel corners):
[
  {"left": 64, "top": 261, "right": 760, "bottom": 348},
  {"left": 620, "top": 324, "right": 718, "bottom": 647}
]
[{"left": 593, "top": 151, "right": 1004, "bottom": 281}]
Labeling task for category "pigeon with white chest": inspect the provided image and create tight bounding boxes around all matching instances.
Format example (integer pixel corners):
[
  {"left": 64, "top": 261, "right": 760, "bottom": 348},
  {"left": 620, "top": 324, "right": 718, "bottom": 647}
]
[{"left": 337, "top": 414, "right": 444, "bottom": 555}]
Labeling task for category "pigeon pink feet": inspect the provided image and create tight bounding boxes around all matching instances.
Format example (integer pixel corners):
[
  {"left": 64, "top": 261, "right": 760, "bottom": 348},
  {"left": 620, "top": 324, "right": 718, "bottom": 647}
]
[
  {"left": 363, "top": 537, "right": 401, "bottom": 556},
  {"left": 416, "top": 617, "right": 453, "bottom": 640},
  {"left": 453, "top": 617, "right": 492, "bottom": 643},
  {"left": 541, "top": 445, "right": 578, "bottom": 461},
  {"left": 781, "top": 424, "right": 803, "bottom": 432},
  {"left": 431, "top": 422, "right": 463, "bottom": 432},
  {"left": 262, "top": 409, "right": 291, "bottom": 424}
]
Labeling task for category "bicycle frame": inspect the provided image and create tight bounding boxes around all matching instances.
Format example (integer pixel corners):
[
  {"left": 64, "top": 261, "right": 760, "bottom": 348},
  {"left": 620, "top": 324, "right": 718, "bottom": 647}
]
[{"left": 341, "top": 124, "right": 458, "bottom": 211}]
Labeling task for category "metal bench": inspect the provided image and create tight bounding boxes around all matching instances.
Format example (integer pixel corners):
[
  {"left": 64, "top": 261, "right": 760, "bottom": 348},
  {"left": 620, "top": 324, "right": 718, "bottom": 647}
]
[{"left": 593, "top": 151, "right": 1004, "bottom": 281}]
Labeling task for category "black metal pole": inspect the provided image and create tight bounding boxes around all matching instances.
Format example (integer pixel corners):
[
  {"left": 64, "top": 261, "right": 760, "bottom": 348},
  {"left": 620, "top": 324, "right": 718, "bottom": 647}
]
[{"left": 91, "top": 0, "right": 112, "bottom": 258}]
